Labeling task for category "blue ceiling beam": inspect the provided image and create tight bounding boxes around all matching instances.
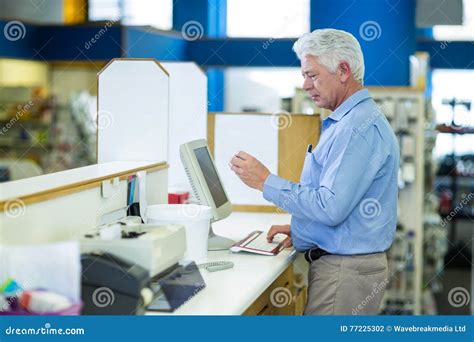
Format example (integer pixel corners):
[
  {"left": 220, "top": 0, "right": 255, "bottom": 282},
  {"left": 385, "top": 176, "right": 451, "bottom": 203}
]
[
  {"left": 417, "top": 40, "right": 474, "bottom": 70},
  {"left": 0, "top": 20, "right": 123, "bottom": 61},
  {"left": 1, "top": 20, "right": 473, "bottom": 70},
  {"left": 187, "top": 38, "right": 299, "bottom": 67},
  {"left": 124, "top": 27, "right": 187, "bottom": 60}
]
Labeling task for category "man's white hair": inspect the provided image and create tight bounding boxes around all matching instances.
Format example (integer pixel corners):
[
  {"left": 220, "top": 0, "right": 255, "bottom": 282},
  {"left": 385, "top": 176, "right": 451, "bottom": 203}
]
[{"left": 293, "top": 29, "right": 365, "bottom": 84}]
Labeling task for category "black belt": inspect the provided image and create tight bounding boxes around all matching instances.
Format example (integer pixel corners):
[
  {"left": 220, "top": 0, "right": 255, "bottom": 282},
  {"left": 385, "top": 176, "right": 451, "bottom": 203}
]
[{"left": 304, "top": 247, "right": 331, "bottom": 263}]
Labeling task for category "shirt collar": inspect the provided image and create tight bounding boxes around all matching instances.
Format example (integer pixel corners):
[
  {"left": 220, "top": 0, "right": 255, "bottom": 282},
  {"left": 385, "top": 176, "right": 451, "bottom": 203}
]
[{"left": 325, "top": 88, "right": 372, "bottom": 122}]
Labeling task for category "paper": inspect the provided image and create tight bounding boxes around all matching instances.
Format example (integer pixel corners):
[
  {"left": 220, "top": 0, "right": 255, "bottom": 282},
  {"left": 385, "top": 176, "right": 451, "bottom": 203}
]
[
  {"left": 402, "top": 162, "right": 416, "bottom": 183},
  {"left": 0, "top": 241, "right": 81, "bottom": 301},
  {"left": 401, "top": 135, "right": 416, "bottom": 158},
  {"left": 215, "top": 115, "right": 278, "bottom": 205},
  {"left": 137, "top": 171, "right": 148, "bottom": 224}
]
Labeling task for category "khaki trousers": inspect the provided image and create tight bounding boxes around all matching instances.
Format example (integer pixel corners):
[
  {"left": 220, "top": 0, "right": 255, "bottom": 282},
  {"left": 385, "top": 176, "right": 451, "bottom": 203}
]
[{"left": 304, "top": 252, "right": 388, "bottom": 315}]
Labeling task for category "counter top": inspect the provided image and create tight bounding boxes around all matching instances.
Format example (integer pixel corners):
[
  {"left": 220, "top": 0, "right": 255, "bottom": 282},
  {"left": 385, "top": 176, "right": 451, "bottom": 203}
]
[
  {"left": 0, "top": 161, "right": 167, "bottom": 206},
  {"left": 148, "top": 211, "right": 295, "bottom": 315}
]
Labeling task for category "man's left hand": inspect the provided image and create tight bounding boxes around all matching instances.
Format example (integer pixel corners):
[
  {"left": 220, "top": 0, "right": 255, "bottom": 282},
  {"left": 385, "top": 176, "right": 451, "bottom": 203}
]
[{"left": 229, "top": 151, "right": 270, "bottom": 191}]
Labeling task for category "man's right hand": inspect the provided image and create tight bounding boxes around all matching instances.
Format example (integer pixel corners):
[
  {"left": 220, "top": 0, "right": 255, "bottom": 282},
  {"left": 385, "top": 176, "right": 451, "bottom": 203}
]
[{"left": 267, "top": 224, "right": 292, "bottom": 248}]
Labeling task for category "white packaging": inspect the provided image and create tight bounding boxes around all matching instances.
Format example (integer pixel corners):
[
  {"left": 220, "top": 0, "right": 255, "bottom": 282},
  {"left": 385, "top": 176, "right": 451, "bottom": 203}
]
[{"left": 147, "top": 204, "right": 212, "bottom": 262}]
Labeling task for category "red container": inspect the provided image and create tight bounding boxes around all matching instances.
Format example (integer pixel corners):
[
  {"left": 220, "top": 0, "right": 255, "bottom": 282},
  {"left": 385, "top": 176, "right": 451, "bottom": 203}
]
[{"left": 168, "top": 192, "right": 189, "bottom": 204}]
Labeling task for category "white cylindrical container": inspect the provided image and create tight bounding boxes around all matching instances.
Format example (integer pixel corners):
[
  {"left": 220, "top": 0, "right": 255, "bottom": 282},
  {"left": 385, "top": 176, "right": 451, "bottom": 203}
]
[{"left": 147, "top": 204, "right": 212, "bottom": 262}]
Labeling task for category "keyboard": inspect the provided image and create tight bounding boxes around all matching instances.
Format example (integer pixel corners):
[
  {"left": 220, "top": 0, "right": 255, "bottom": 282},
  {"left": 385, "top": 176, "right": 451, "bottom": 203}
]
[{"left": 230, "top": 230, "right": 287, "bottom": 256}]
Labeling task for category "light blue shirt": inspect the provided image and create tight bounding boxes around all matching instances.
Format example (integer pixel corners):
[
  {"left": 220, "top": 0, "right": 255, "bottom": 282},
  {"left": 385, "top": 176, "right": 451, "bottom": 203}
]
[{"left": 263, "top": 89, "right": 399, "bottom": 254}]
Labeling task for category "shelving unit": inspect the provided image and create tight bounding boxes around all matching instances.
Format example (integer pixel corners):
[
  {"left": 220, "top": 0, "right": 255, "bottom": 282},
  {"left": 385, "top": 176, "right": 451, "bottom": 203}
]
[
  {"left": 0, "top": 87, "right": 57, "bottom": 178},
  {"left": 435, "top": 99, "right": 473, "bottom": 246},
  {"left": 370, "top": 87, "right": 426, "bottom": 315},
  {"left": 0, "top": 60, "right": 107, "bottom": 181}
]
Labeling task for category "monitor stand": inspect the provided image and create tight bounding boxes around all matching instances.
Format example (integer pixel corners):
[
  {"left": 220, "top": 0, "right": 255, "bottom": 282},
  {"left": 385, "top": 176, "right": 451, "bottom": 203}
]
[{"left": 208, "top": 227, "right": 236, "bottom": 251}]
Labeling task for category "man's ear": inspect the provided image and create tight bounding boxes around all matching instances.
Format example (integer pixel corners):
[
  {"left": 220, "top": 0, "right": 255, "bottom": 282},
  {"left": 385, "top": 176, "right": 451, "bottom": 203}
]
[{"left": 338, "top": 61, "right": 351, "bottom": 83}]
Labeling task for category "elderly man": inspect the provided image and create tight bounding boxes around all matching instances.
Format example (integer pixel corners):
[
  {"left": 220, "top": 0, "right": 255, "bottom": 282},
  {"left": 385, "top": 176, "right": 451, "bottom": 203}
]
[{"left": 230, "top": 29, "right": 399, "bottom": 315}]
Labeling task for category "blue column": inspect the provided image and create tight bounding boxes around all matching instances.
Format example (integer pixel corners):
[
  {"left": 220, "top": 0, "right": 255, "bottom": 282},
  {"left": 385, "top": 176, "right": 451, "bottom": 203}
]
[
  {"left": 207, "top": 0, "right": 227, "bottom": 38},
  {"left": 310, "top": 0, "right": 416, "bottom": 86},
  {"left": 173, "top": 0, "right": 206, "bottom": 33},
  {"left": 206, "top": 0, "right": 226, "bottom": 111},
  {"left": 173, "top": 0, "right": 226, "bottom": 111},
  {"left": 207, "top": 68, "right": 225, "bottom": 112},
  {"left": 173, "top": 0, "right": 226, "bottom": 37},
  {"left": 416, "top": 27, "right": 433, "bottom": 39}
]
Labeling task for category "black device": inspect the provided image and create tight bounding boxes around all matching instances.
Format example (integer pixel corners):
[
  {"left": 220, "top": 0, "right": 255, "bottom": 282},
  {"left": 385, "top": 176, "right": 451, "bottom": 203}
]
[
  {"left": 0, "top": 167, "right": 10, "bottom": 182},
  {"left": 81, "top": 252, "right": 150, "bottom": 315},
  {"left": 147, "top": 262, "right": 206, "bottom": 312}
]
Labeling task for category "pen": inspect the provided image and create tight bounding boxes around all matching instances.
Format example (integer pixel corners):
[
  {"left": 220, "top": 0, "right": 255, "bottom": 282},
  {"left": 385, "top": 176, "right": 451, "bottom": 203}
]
[
  {"left": 129, "top": 176, "right": 136, "bottom": 204},
  {"left": 307, "top": 144, "right": 313, "bottom": 153},
  {"left": 127, "top": 176, "right": 132, "bottom": 205}
]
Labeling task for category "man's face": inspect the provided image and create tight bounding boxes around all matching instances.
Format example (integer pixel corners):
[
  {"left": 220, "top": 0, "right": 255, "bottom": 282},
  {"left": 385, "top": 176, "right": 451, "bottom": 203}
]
[{"left": 301, "top": 55, "right": 342, "bottom": 111}]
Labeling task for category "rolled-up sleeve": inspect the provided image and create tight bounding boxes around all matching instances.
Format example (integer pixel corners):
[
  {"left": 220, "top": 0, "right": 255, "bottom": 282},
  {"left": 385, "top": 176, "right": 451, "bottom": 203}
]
[{"left": 263, "top": 127, "right": 384, "bottom": 226}]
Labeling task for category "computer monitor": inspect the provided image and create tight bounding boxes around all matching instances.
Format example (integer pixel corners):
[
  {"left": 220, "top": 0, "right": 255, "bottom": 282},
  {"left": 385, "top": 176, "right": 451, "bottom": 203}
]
[{"left": 180, "top": 139, "right": 235, "bottom": 250}]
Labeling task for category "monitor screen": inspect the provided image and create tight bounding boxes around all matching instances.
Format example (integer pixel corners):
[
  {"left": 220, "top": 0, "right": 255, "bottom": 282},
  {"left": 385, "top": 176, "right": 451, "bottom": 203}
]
[{"left": 194, "top": 147, "right": 228, "bottom": 208}]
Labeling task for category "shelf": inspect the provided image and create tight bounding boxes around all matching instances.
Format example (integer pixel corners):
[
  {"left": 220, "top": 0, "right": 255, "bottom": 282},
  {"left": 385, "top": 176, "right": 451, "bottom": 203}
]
[
  {"left": 439, "top": 203, "right": 474, "bottom": 219},
  {"left": 439, "top": 212, "right": 473, "bottom": 221},
  {"left": 435, "top": 176, "right": 474, "bottom": 187},
  {"left": 436, "top": 124, "right": 474, "bottom": 135},
  {"left": 0, "top": 119, "right": 51, "bottom": 128},
  {"left": 0, "top": 142, "right": 53, "bottom": 150}
]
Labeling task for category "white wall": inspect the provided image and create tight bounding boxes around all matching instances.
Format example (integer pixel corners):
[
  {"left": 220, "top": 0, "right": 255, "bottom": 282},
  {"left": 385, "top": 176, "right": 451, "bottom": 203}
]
[
  {"left": 161, "top": 62, "right": 207, "bottom": 191},
  {"left": 224, "top": 67, "right": 302, "bottom": 113},
  {"left": 0, "top": 0, "right": 64, "bottom": 24}
]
